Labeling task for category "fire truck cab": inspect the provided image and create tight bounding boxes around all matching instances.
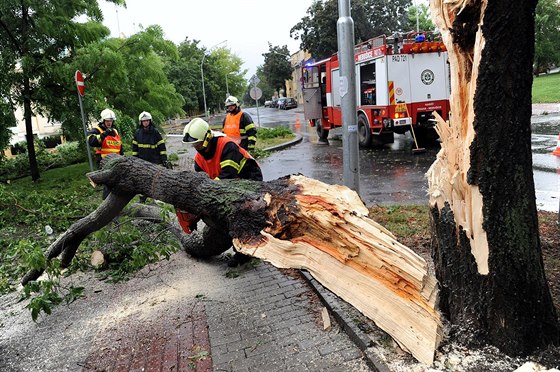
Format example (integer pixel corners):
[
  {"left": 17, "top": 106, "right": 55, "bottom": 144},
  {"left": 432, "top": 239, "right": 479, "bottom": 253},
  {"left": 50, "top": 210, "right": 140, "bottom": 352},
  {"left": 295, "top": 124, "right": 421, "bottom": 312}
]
[{"left": 302, "top": 32, "right": 450, "bottom": 147}]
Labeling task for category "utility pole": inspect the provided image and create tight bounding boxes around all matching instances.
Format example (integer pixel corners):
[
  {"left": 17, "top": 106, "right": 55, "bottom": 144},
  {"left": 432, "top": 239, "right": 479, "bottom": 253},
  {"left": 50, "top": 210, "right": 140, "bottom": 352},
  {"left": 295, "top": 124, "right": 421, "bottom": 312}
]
[
  {"left": 201, "top": 40, "right": 227, "bottom": 119},
  {"left": 337, "top": 0, "right": 360, "bottom": 193}
]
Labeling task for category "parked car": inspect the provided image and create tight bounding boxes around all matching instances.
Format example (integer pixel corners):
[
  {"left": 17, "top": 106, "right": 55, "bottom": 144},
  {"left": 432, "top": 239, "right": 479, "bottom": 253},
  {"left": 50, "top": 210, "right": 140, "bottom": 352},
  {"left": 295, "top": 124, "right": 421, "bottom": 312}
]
[
  {"left": 264, "top": 100, "right": 273, "bottom": 107},
  {"left": 283, "top": 97, "right": 298, "bottom": 110},
  {"left": 276, "top": 97, "right": 287, "bottom": 109},
  {"left": 271, "top": 98, "right": 279, "bottom": 108}
]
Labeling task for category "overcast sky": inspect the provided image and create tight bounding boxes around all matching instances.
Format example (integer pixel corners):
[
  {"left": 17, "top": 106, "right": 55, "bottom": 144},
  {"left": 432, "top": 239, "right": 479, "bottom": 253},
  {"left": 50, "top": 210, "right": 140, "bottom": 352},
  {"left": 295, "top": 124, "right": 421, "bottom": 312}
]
[{"left": 99, "top": 0, "right": 315, "bottom": 80}]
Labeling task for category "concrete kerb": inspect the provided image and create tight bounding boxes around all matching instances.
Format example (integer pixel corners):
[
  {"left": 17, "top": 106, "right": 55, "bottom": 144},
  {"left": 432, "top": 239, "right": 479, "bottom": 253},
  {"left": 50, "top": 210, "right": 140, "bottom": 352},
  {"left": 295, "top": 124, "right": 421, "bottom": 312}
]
[
  {"left": 262, "top": 133, "right": 303, "bottom": 152},
  {"left": 300, "top": 271, "right": 391, "bottom": 372}
]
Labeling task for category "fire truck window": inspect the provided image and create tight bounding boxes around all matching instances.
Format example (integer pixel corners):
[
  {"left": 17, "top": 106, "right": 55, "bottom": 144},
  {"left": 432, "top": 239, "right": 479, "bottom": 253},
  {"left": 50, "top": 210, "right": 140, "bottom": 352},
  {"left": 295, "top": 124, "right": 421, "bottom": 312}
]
[
  {"left": 303, "top": 67, "right": 321, "bottom": 88},
  {"left": 360, "top": 63, "right": 376, "bottom": 106}
]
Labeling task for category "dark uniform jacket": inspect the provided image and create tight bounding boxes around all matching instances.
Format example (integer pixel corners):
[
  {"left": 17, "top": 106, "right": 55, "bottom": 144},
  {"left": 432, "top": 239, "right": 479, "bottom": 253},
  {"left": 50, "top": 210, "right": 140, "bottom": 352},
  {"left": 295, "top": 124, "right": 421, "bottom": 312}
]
[{"left": 132, "top": 124, "right": 167, "bottom": 164}]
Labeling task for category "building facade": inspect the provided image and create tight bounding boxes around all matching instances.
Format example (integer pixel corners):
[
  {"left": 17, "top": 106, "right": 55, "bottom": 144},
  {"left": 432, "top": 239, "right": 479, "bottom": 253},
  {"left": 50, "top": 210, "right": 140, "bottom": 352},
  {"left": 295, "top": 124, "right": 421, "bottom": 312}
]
[{"left": 285, "top": 50, "right": 313, "bottom": 105}]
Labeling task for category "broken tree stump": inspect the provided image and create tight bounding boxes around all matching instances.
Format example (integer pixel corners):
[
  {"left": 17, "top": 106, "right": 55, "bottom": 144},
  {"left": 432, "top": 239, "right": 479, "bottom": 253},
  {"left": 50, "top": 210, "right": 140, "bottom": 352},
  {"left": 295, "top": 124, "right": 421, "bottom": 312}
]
[
  {"left": 23, "top": 155, "right": 442, "bottom": 364},
  {"left": 428, "top": 0, "right": 559, "bottom": 355}
]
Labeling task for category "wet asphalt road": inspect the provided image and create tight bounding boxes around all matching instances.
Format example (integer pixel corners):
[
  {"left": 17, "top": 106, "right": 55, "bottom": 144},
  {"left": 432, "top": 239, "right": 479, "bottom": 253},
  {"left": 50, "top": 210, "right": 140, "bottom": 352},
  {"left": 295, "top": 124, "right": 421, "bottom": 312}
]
[
  {"left": 250, "top": 107, "right": 559, "bottom": 212},
  {"left": 170, "top": 107, "right": 559, "bottom": 212}
]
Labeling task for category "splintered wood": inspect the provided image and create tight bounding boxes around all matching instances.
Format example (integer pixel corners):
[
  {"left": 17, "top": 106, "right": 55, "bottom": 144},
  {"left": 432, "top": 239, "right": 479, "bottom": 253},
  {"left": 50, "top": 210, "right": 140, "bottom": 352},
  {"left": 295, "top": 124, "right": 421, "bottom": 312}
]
[
  {"left": 235, "top": 175, "right": 443, "bottom": 365},
  {"left": 427, "top": 0, "right": 489, "bottom": 275}
]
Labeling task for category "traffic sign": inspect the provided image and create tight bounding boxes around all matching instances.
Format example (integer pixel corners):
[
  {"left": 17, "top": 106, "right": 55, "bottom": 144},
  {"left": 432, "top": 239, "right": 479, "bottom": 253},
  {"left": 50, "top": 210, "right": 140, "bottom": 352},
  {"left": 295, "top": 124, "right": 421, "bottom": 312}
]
[
  {"left": 75, "top": 70, "right": 85, "bottom": 96},
  {"left": 249, "top": 74, "right": 260, "bottom": 86},
  {"left": 250, "top": 87, "right": 263, "bottom": 100}
]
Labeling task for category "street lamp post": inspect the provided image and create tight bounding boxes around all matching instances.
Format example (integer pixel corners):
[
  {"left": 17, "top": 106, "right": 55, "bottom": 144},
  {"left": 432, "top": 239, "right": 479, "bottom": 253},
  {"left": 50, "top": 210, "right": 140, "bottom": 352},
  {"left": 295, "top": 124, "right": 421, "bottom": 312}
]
[
  {"left": 225, "top": 71, "right": 235, "bottom": 98},
  {"left": 201, "top": 40, "right": 227, "bottom": 119}
]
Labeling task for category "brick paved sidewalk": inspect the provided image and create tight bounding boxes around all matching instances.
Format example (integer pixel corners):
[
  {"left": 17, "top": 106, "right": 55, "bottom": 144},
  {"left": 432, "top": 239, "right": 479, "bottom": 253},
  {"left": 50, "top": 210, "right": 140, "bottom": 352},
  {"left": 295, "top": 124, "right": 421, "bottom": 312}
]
[{"left": 78, "top": 256, "right": 371, "bottom": 372}]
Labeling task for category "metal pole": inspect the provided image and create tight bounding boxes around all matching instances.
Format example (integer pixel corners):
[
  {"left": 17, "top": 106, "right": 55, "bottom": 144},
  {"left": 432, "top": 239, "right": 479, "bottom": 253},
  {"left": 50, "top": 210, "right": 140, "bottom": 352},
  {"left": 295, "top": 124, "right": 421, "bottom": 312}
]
[
  {"left": 78, "top": 93, "right": 94, "bottom": 172},
  {"left": 337, "top": 0, "right": 360, "bottom": 193},
  {"left": 225, "top": 73, "right": 229, "bottom": 98},
  {"left": 415, "top": 0, "right": 420, "bottom": 32},
  {"left": 254, "top": 80, "right": 261, "bottom": 127},
  {"left": 201, "top": 54, "right": 208, "bottom": 119}
]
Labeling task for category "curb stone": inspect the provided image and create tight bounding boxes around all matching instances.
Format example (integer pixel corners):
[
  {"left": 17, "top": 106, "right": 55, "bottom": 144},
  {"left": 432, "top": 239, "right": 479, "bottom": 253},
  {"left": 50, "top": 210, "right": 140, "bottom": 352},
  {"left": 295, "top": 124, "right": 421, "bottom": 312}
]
[
  {"left": 300, "top": 271, "right": 391, "bottom": 372},
  {"left": 263, "top": 133, "right": 303, "bottom": 152}
]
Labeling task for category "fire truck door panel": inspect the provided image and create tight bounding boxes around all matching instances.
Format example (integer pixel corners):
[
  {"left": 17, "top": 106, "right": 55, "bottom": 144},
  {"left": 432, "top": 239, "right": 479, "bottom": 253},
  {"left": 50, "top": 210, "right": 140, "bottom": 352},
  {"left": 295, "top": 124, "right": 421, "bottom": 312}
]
[
  {"left": 388, "top": 54, "right": 412, "bottom": 104},
  {"left": 330, "top": 68, "right": 341, "bottom": 107},
  {"left": 408, "top": 52, "right": 449, "bottom": 103},
  {"left": 303, "top": 87, "right": 322, "bottom": 120},
  {"left": 375, "top": 58, "right": 389, "bottom": 106}
]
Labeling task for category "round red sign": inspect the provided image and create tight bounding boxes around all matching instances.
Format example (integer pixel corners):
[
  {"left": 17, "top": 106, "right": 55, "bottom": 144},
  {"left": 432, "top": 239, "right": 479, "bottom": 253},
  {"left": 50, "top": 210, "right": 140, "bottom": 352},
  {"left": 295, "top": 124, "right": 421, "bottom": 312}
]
[{"left": 75, "top": 70, "right": 85, "bottom": 96}]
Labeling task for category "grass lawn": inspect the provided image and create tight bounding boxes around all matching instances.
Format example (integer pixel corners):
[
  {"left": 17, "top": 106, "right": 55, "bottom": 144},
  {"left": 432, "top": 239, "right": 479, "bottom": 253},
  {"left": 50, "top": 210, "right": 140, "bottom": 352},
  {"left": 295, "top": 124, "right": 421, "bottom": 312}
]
[{"left": 532, "top": 71, "right": 560, "bottom": 103}]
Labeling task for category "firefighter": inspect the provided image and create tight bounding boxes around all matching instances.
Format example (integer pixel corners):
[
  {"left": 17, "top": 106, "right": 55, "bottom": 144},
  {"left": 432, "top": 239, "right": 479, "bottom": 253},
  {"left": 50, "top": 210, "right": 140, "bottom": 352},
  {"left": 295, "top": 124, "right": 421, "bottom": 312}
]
[
  {"left": 180, "top": 117, "right": 263, "bottom": 267},
  {"left": 132, "top": 111, "right": 169, "bottom": 202},
  {"left": 222, "top": 96, "right": 257, "bottom": 152},
  {"left": 87, "top": 108, "right": 124, "bottom": 199}
]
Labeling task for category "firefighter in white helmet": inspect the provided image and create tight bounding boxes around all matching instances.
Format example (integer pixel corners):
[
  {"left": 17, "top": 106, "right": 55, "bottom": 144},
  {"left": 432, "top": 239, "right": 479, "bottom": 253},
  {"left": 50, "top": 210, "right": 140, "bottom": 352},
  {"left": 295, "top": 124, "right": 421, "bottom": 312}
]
[
  {"left": 222, "top": 96, "right": 257, "bottom": 152},
  {"left": 87, "top": 108, "right": 124, "bottom": 198},
  {"left": 131, "top": 111, "right": 169, "bottom": 202},
  {"left": 178, "top": 117, "right": 262, "bottom": 266},
  {"left": 132, "top": 111, "right": 168, "bottom": 166}
]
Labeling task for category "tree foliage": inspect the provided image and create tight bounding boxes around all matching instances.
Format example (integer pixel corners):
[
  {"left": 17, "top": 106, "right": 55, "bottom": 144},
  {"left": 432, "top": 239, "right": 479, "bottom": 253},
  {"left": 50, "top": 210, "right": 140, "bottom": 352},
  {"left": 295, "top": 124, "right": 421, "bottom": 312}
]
[
  {"left": 56, "top": 26, "right": 185, "bottom": 146},
  {"left": 0, "top": 0, "right": 123, "bottom": 180},
  {"left": 406, "top": 3, "right": 436, "bottom": 32},
  {"left": 290, "top": 0, "right": 411, "bottom": 60},
  {"left": 261, "top": 44, "right": 293, "bottom": 97},
  {"left": 534, "top": 0, "right": 560, "bottom": 74},
  {"left": 166, "top": 39, "right": 246, "bottom": 116}
]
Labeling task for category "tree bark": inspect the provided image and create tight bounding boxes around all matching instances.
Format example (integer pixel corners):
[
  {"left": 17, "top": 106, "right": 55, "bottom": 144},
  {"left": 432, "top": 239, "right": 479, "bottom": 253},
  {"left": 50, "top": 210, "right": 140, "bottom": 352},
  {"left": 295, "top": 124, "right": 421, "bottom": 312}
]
[
  {"left": 429, "top": 0, "right": 559, "bottom": 355},
  {"left": 23, "top": 155, "right": 443, "bottom": 364}
]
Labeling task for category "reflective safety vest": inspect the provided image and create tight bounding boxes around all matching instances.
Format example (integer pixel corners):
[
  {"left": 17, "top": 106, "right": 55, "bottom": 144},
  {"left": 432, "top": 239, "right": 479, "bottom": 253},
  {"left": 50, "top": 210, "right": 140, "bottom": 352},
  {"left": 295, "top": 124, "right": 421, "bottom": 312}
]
[
  {"left": 222, "top": 111, "right": 245, "bottom": 145},
  {"left": 194, "top": 136, "right": 252, "bottom": 179},
  {"left": 96, "top": 127, "right": 122, "bottom": 158}
]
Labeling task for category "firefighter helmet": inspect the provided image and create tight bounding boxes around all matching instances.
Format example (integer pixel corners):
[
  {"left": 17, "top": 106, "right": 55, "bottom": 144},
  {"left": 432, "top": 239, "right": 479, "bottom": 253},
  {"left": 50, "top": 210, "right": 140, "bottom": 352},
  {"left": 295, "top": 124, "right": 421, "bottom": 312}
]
[
  {"left": 182, "top": 118, "right": 210, "bottom": 144},
  {"left": 224, "top": 96, "right": 239, "bottom": 108},
  {"left": 138, "top": 111, "right": 152, "bottom": 126},
  {"left": 100, "top": 108, "right": 116, "bottom": 121},
  {"left": 138, "top": 111, "right": 152, "bottom": 124}
]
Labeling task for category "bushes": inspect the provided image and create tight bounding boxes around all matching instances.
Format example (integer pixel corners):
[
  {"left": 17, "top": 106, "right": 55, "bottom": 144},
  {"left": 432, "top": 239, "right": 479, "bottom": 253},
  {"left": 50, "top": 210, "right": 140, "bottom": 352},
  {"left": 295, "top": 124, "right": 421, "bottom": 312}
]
[{"left": 0, "top": 141, "right": 87, "bottom": 182}]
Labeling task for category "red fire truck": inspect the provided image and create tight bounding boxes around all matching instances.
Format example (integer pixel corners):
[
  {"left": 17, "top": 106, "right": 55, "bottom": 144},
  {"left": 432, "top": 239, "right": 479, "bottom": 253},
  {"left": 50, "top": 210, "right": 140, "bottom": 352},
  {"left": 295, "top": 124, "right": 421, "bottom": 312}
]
[{"left": 302, "top": 31, "right": 450, "bottom": 147}]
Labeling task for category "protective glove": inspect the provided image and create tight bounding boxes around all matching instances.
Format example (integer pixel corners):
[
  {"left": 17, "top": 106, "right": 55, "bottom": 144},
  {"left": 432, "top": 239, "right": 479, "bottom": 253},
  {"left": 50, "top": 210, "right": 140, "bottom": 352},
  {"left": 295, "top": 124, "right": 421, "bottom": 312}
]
[
  {"left": 103, "top": 128, "right": 114, "bottom": 137},
  {"left": 176, "top": 209, "right": 200, "bottom": 234}
]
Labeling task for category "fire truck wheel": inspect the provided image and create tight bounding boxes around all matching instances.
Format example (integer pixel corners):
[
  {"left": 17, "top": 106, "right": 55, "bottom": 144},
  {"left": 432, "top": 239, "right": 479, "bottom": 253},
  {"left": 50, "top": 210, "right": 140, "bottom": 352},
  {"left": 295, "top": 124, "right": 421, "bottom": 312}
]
[
  {"left": 358, "top": 114, "right": 372, "bottom": 148},
  {"left": 316, "top": 119, "right": 329, "bottom": 141}
]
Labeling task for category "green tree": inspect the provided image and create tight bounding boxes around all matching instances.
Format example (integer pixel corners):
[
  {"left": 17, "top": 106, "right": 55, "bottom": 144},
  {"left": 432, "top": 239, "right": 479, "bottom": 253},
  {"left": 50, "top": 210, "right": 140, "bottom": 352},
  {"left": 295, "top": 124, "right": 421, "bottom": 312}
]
[
  {"left": 262, "top": 44, "right": 293, "bottom": 97},
  {"left": 534, "top": 0, "right": 560, "bottom": 74},
  {"left": 255, "top": 66, "right": 276, "bottom": 103},
  {"left": 203, "top": 47, "right": 245, "bottom": 113},
  {"left": 167, "top": 38, "right": 205, "bottom": 116},
  {"left": 0, "top": 0, "right": 123, "bottom": 181},
  {"left": 167, "top": 40, "right": 244, "bottom": 116},
  {"left": 406, "top": 3, "right": 436, "bottom": 32},
  {"left": 290, "top": 0, "right": 411, "bottom": 60},
  {"left": 47, "top": 25, "right": 184, "bottom": 150}
]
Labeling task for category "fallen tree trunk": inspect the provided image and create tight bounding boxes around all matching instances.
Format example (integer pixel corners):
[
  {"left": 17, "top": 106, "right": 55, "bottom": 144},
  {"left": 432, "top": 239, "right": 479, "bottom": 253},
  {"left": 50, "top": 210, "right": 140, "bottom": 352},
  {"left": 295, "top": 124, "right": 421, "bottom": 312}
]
[
  {"left": 23, "top": 155, "right": 442, "bottom": 364},
  {"left": 428, "top": 0, "right": 559, "bottom": 354}
]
